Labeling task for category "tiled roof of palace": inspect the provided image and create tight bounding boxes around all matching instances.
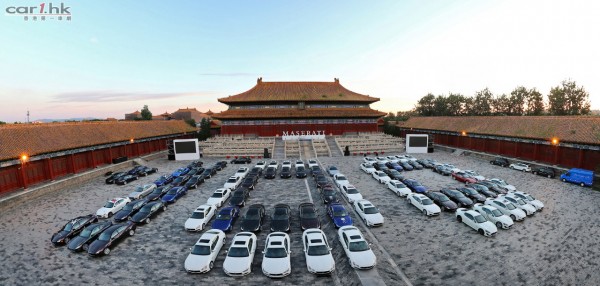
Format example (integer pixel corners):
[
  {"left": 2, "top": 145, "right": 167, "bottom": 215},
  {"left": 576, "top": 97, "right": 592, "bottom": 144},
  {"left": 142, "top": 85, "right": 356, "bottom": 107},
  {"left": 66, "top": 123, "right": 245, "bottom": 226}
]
[
  {"left": 401, "top": 116, "right": 600, "bottom": 145},
  {"left": 218, "top": 78, "right": 379, "bottom": 104},
  {"left": 212, "top": 108, "right": 387, "bottom": 120},
  {"left": 0, "top": 121, "right": 196, "bottom": 161}
]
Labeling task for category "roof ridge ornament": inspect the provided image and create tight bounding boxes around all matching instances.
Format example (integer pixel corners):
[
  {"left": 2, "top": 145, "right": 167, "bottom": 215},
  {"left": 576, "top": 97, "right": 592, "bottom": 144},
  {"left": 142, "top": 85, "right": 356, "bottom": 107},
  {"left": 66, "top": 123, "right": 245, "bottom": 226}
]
[
  {"left": 257, "top": 77, "right": 263, "bottom": 84},
  {"left": 334, "top": 78, "right": 339, "bottom": 83}
]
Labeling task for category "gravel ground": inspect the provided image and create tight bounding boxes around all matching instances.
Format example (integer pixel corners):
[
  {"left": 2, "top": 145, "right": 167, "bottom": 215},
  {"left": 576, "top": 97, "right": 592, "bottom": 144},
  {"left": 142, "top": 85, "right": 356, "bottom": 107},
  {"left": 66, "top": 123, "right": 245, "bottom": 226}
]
[{"left": 0, "top": 151, "right": 599, "bottom": 286}]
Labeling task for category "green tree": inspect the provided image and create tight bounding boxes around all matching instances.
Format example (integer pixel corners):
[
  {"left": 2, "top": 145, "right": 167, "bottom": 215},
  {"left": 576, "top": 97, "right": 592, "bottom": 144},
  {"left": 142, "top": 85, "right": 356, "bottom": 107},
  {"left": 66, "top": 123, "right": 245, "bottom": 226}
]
[
  {"left": 493, "top": 94, "right": 511, "bottom": 115},
  {"left": 433, "top": 95, "right": 448, "bottom": 116},
  {"left": 197, "top": 118, "right": 212, "bottom": 141},
  {"left": 471, "top": 88, "right": 494, "bottom": 116},
  {"left": 525, "top": 88, "right": 545, "bottom": 115},
  {"left": 140, "top": 105, "right": 152, "bottom": 120},
  {"left": 0, "top": 121, "right": 6, "bottom": 125},
  {"left": 548, "top": 80, "right": 591, "bottom": 115},
  {"left": 185, "top": 118, "right": 197, "bottom": 128},
  {"left": 446, "top": 93, "right": 467, "bottom": 116},
  {"left": 509, "top": 86, "right": 527, "bottom": 115},
  {"left": 414, "top": 93, "right": 436, "bottom": 116}
]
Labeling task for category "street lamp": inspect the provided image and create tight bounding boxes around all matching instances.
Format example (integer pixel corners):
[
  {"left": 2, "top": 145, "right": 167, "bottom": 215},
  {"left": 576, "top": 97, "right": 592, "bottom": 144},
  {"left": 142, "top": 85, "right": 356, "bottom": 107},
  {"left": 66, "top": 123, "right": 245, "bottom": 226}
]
[
  {"left": 461, "top": 131, "right": 467, "bottom": 136},
  {"left": 130, "top": 138, "right": 134, "bottom": 143},
  {"left": 20, "top": 153, "right": 29, "bottom": 189},
  {"left": 551, "top": 137, "right": 559, "bottom": 145}
]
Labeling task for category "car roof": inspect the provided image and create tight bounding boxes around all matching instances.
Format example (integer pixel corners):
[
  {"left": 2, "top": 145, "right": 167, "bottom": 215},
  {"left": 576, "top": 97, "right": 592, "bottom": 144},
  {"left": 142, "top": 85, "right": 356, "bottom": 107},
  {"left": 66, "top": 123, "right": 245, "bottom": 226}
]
[
  {"left": 340, "top": 226, "right": 364, "bottom": 240},
  {"left": 462, "top": 209, "right": 481, "bottom": 216},
  {"left": 304, "top": 230, "right": 326, "bottom": 245},
  {"left": 232, "top": 232, "right": 255, "bottom": 243},
  {"left": 274, "top": 203, "right": 290, "bottom": 209},
  {"left": 197, "top": 230, "right": 221, "bottom": 244},
  {"left": 195, "top": 204, "right": 212, "bottom": 211}
]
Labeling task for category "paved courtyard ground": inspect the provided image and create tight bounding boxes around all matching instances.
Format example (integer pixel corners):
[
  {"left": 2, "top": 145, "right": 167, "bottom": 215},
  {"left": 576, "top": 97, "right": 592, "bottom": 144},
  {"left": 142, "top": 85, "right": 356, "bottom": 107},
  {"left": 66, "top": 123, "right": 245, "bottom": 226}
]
[{"left": 0, "top": 150, "right": 599, "bottom": 286}]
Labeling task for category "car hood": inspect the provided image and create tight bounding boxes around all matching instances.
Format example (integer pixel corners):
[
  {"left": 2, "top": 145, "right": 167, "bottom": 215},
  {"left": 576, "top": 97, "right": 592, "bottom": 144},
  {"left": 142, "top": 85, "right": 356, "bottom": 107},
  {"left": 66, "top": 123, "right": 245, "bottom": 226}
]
[
  {"left": 480, "top": 221, "right": 498, "bottom": 232},
  {"left": 270, "top": 220, "right": 289, "bottom": 232},
  {"left": 241, "top": 220, "right": 260, "bottom": 231},
  {"left": 185, "top": 254, "right": 212, "bottom": 271},
  {"left": 88, "top": 240, "right": 109, "bottom": 255},
  {"left": 211, "top": 219, "right": 232, "bottom": 230},
  {"left": 96, "top": 208, "right": 112, "bottom": 216},
  {"left": 131, "top": 211, "right": 150, "bottom": 222},
  {"left": 128, "top": 191, "right": 142, "bottom": 198},
  {"left": 306, "top": 253, "right": 335, "bottom": 272},
  {"left": 113, "top": 210, "right": 132, "bottom": 221},
  {"left": 162, "top": 194, "right": 177, "bottom": 201},
  {"left": 441, "top": 201, "right": 458, "bottom": 209},
  {"left": 365, "top": 213, "right": 384, "bottom": 224},
  {"left": 223, "top": 256, "right": 252, "bottom": 273},
  {"left": 67, "top": 236, "right": 89, "bottom": 251},
  {"left": 262, "top": 256, "right": 291, "bottom": 274},
  {"left": 301, "top": 218, "right": 320, "bottom": 230},
  {"left": 458, "top": 197, "right": 474, "bottom": 205},
  {"left": 424, "top": 204, "right": 441, "bottom": 213},
  {"left": 333, "top": 216, "right": 352, "bottom": 227},
  {"left": 185, "top": 218, "right": 207, "bottom": 229},
  {"left": 414, "top": 186, "right": 427, "bottom": 193},
  {"left": 510, "top": 208, "right": 527, "bottom": 218},
  {"left": 51, "top": 231, "right": 70, "bottom": 243},
  {"left": 348, "top": 249, "right": 376, "bottom": 268},
  {"left": 495, "top": 215, "right": 513, "bottom": 225},
  {"left": 230, "top": 197, "right": 244, "bottom": 205},
  {"left": 529, "top": 200, "right": 544, "bottom": 208}
]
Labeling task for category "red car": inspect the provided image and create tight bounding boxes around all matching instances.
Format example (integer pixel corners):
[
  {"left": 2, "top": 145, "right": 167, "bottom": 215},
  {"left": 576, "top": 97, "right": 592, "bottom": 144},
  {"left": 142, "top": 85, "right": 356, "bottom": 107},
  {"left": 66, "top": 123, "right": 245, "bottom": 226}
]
[{"left": 452, "top": 171, "right": 478, "bottom": 184}]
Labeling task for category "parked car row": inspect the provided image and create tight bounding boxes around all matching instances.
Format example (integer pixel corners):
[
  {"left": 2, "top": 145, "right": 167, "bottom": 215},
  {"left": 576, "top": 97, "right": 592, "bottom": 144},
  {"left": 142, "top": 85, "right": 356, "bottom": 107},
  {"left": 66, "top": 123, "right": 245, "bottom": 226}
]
[
  {"left": 490, "top": 156, "right": 594, "bottom": 187},
  {"left": 104, "top": 165, "right": 159, "bottom": 185}
]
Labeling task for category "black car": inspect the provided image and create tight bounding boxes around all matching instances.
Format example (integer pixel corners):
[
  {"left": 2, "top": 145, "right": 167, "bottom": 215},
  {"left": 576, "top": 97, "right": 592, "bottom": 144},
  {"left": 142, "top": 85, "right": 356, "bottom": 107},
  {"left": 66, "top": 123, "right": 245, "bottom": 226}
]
[
  {"left": 440, "top": 188, "right": 474, "bottom": 208},
  {"left": 264, "top": 167, "right": 277, "bottom": 179},
  {"left": 202, "top": 167, "right": 217, "bottom": 178},
  {"left": 231, "top": 157, "right": 252, "bottom": 164},
  {"left": 146, "top": 185, "right": 172, "bottom": 201},
  {"left": 490, "top": 157, "right": 510, "bottom": 167},
  {"left": 128, "top": 165, "right": 146, "bottom": 176},
  {"left": 456, "top": 187, "right": 487, "bottom": 203},
  {"left": 185, "top": 175, "right": 204, "bottom": 189},
  {"left": 188, "top": 160, "right": 204, "bottom": 168},
  {"left": 186, "top": 167, "right": 203, "bottom": 177},
  {"left": 280, "top": 166, "right": 292, "bottom": 179},
  {"left": 241, "top": 175, "right": 259, "bottom": 190},
  {"left": 51, "top": 214, "right": 99, "bottom": 246},
  {"left": 138, "top": 166, "right": 158, "bottom": 176},
  {"left": 130, "top": 201, "right": 167, "bottom": 224},
  {"left": 105, "top": 172, "right": 126, "bottom": 184},
  {"left": 171, "top": 174, "right": 191, "bottom": 187},
  {"left": 115, "top": 174, "right": 138, "bottom": 185},
  {"left": 417, "top": 159, "right": 435, "bottom": 169},
  {"left": 113, "top": 199, "right": 147, "bottom": 222},
  {"left": 408, "top": 161, "right": 424, "bottom": 170},
  {"left": 310, "top": 166, "right": 323, "bottom": 177},
  {"left": 299, "top": 203, "right": 320, "bottom": 230},
  {"left": 469, "top": 184, "right": 497, "bottom": 198},
  {"left": 296, "top": 166, "right": 308, "bottom": 178},
  {"left": 399, "top": 162, "right": 414, "bottom": 171},
  {"left": 478, "top": 181, "right": 507, "bottom": 195},
  {"left": 532, "top": 166, "right": 555, "bottom": 178},
  {"left": 88, "top": 222, "right": 136, "bottom": 256},
  {"left": 320, "top": 186, "right": 339, "bottom": 204},
  {"left": 229, "top": 189, "right": 249, "bottom": 207},
  {"left": 214, "top": 161, "right": 227, "bottom": 170},
  {"left": 383, "top": 169, "right": 404, "bottom": 181},
  {"left": 67, "top": 220, "right": 112, "bottom": 252},
  {"left": 270, "top": 204, "right": 291, "bottom": 232},
  {"left": 248, "top": 167, "right": 263, "bottom": 177},
  {"left": 424, "top": 191, "right": 458, "bottom": 212},
  {"left": 240, "top": 204, "right": 265, "bottom": 232},
  {"left": 372, "top": 162, "right": 387, "bottom": 171},
  {"left": 434, "top": 165, "right": 452, "bottom": 176},
  {"left": 314, "top": 174, "right": 330, "bottom": 190}
]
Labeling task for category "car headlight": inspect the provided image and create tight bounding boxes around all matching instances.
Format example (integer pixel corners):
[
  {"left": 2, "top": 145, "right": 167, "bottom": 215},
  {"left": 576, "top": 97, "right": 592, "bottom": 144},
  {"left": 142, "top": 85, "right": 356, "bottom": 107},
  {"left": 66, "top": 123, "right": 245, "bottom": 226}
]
[
  {"left": 351, "top": 260, "right": 359, "bottom": 268},
  {"left": 307, "top": 265, "right": 315, "bottom": 272}
]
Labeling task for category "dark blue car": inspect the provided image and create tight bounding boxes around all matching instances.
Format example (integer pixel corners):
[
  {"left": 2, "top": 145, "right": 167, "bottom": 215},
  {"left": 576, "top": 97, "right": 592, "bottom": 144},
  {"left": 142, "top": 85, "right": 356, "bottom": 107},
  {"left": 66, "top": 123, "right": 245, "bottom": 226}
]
[
  {"left": 403, "top": 179, "right": 427, "bottom": 193},
  {"left": 327, "top": 203, "right": 352, "bottom": 228},
  {"left": 171, "top": 167, "right": 190, "bottom": 178},
  {"left": 161, "top": 186, "right": 187, "bottom": 203},
  {"left": 211, "top": 206, "right": 240, "bottom": 232},
  {"left": 154, "top": 174, "right": 174, "bottom": 187},
  {"left": 386, "top": 162, "right": 404, "bottom": 171}
]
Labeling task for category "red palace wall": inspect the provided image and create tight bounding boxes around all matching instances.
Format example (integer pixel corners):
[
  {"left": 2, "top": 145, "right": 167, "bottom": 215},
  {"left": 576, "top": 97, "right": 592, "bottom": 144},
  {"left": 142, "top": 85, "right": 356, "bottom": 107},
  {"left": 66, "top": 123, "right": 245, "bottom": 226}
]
[
  {"left": 221, "top": 123, "right": 378, "bottom": 136},
  {"left": 0, "top": 136, "right": 188, "bottom": 195}
]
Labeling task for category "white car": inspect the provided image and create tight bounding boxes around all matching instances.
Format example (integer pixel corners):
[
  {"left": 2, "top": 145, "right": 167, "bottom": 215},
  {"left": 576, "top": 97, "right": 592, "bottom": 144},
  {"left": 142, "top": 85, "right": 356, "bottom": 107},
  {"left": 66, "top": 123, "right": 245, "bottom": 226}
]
[
  {"left": 500, "top": 194, "right": 536, "bottom": 216},
  {"left": 407, "top": 193, "right": 441, "bottom": 216},
  {"left": 234, "top": 167, "right": 250, "bottom": 179},
  {"left": 375, "top": 156, "right": 389, "bottom": 164},
  {"left": 307, "top": 159, "right": 319, "bottom": 168},
  {"left": 360, "top": 162, "right": 376, "bottom": 174},
  {"left": 295, "top": 160, "right": 305, "bottom": 169},
  {"left": 456, "top": 208, "right": 498, "bottom": 237},
  {"left": 341, "top": 185, "right": 363, "bottom": 203},
  {"left": 254, "top": 161, "right": 267, "bottom": 170},
  {"left": 268, "top": 160, "right": 278, "bottom": 168},
  {"left": 128, "top": 184, "right": 157, "bottom": 200},
  {"left": 333, "top": 173, "right": 351, "bottom": 189},
  {"left": 473, "top": 203, "right": 514, "bottom": 229},
  {"left": 464, "top": 170, "right": 485, "bottom": 181},
  {"left": 363, "top": 157, "right": 377, "bottom": 164},
  {"left": 485, "top": 198, "right": 526, "bottom": 221},
  {"left": 223, "top": 176, "right": 242, "bottom": 190},
  {"left": 354, "top": 200, "right": 384, "bottom": 227},
  {"left": 302, "top": 228, "right": 335, "bottom": 275},
  {"left": 385, "top": 155, "right": 400, "bottom": 163},
  {"left": 443, "top": 164, "right": 461, "bottom": 173},
  {"left": 490, "top": 178, "right": 516, "bottom": 192},
  {"left": 338, "top": 226, "right": 376, "bottom": 269},
  {"left": 509, "top": 163, "right": 531, "bottom": 172},
  {"left": 184, "top": 204, "right": 216, "bottom": 231},
  {"left": 510, "top": 191, "right": 544, "bottom": 211},
  {"left": 96, "top": 197, "right": 131, "bottom": 218},
  {"left": 387, "top": 180, "right": 412, "bottom": 197},
  {"left": 282, "top": 160, "right": 292, "bottom": 168},
  {"left": 206, "top": 188, "right": 231, "bottom": 207},
  {"left": 223, "top": 232, "right": 257, "bottom": 277},
  {"left": 261, "top": 232, "right": 292, "bottom": 278},
  {"left": 184, "top": 229, "right": 225, "bottom": 273},
  {"left": 372, "top": 171, "right": 391, "bottom": 184}
]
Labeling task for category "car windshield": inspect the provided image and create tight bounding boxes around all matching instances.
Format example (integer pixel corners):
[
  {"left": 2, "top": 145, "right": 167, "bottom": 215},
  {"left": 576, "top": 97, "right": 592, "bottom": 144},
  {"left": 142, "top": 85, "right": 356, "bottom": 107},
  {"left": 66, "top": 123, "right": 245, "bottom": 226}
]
[
  {"left": 227, "top": 247, "right": 249, "bottom": 257},
  {"left": 491, "top": 209, "right": 503, "bottom": 217},
  {"left": 474, "top": 215, "right": 487, "bottom": 223},
  {"left": 346, "top": 188, "right": 359, "bottom": 194},
  {"left": 363, "top": 207, "right": 379, "bottom": 214},
  {"left": 216, "top": 213, "right": 231, "bottom": 220},
  {"left": 337, "top": 176, "right": 347, "bottom": 181},
  {"left": 333, "top": 208, "right": 348, "bottom": 216},
  {"left": 104, "top": 201, "right": 115, "bottom": 208},
  {"left": 79, "top": 227, "right": 94, "bottom": 238},
  {"left": 422, "top": 199, "right": 433, "bottom": 205},
  {"left": 211, "top": 192, "right": 223, "bottom": 198},
  {"left": 191, "top": 212, "right": 205, "bottom": 219},
  {"left": 495, "top": 180, "right": 507, "bottom": 186},
  {"left": 191, "top": 245, "right": 211, "bottom": 255},
  {"left": 525, "top": 195, "right": 535, "bottom": 201},
  {"left": 453, "top": 192, "right": 466, "bottom": 198},
  {"left": 395, "top": 183, "right": 406, "bottom": 188},
  {"left": 151, "top": 189, "right": 162, "bottom": 195},
  {"left": 301, "top": 209, "right": 317, "bottom": 219},
  {"left": 329, "top": 167, "right": 338, "bottom": 171},
  {"left": 307, "top": 245, "right": 330, "bottom": 256},
  {"left": 349, "top": 241, "right": 370, "bottom": 252},
  {"left": 63, "top": 222, "right": 74, "bottom": 232},
  {"left": 273, "top": 209, "right": 288, "bottom": 220},
  {"left": 265, "top": 247, "right": 287, "bottom": 258},
  {"left": 244, "top": 210, "right": 260, "bottom": 220},
  {"left": 506, "top": 203, "right": 517, "bottom": 210},
  {"left": 98, "top": 231, "right": 112, "bottom": 241},
  {"left": 323, "top": 189, "right": 335, "bottom": 196},
  {"left": 297, "top": 166, "right": 305, "bottom": 171},
  {"left": 464, "top": 189, "right": 477, "bottom": 195},
  {"left": 232, "top": 192, "right": 244, "bottom": 198},
  {"left": 227, "top": 178, "right": 237, "bottom": 183},
  {"left": 173, "top": 178, "right": 183, "bottom": 183},
  {"left": 167, "top": 189, "right": 178, "bottom": 195},
  {"left": 122, "top": 204, "right": 134, "bottom": 211},
  {"left": 438, "top": 195, "right": 449, "bottom": 202},
  {"left": 516, "top": 199, "right": 527, "bottom": 205}
]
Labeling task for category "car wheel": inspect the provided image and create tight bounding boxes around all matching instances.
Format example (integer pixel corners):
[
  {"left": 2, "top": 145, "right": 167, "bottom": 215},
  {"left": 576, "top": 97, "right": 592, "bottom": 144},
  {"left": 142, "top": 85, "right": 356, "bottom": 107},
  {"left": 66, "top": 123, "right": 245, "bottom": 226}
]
[
  {"left": 200, "top": 223, "right": 205, "bottom": 230},
  {"left": 107, "top": 212, "right": 113, "bottom": 218},
  {"left": 495, "top": 222, "right": 502, "bottom": 228},
  {"left": 209, "top": 261, "right": 214, "bottom": 270},
  {"left": 457, "top": 216, "right": 462, "bottom": 222},
  {"left": 82, "top": 244, "right": 89, "bottom": 251},
  {"left": 103, "top": 248, "right": 111, "bottom": 255},
  {"left": 173, "top": 199, "right": 177, "bottom": 203},
  {"left": 478, "top": 229, "right": 485, "bottom": 236},
  {"left": 129, "top": 229, "right": 135, "bottom": 236},
  {"left": 422, "top": 209, "right": 427, "bottom": 216},
  {"left": 65, "top": 237, "right": 70, "bottom": 244},
  {"left": 146, "top": 218, "right": 151, "bottom": 224},
  {"left": 510, "top": 214, "right": 516, "bottom": 220}
]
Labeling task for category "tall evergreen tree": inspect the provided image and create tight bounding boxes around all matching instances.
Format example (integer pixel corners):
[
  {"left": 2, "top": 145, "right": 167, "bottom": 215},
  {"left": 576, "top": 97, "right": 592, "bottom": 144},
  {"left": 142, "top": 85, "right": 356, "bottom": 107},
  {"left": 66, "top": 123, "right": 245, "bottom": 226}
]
[{"left": 140, "top": 105, "right": 152, "bottom": 120}]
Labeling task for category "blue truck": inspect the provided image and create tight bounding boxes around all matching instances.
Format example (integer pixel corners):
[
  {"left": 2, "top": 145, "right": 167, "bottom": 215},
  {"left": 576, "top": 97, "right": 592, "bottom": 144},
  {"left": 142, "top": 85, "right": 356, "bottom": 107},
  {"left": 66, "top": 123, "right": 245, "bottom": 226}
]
[{"left": 560, "top": 168, "right": 594, "bottom": 187}]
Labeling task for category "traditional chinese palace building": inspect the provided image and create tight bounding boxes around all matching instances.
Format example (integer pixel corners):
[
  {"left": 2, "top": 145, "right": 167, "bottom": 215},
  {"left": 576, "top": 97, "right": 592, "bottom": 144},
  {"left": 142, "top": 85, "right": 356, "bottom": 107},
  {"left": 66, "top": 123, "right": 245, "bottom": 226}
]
[{"left": 212, "top": 78, "right": 386, "bottom": 137}]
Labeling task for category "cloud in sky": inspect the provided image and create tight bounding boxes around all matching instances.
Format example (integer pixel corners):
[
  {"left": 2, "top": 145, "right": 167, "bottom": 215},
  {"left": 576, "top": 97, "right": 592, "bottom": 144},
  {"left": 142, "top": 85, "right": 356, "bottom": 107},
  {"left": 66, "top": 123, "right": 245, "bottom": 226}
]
[{"left": 51, "top": 91, "right": 217, "bottom": 103}]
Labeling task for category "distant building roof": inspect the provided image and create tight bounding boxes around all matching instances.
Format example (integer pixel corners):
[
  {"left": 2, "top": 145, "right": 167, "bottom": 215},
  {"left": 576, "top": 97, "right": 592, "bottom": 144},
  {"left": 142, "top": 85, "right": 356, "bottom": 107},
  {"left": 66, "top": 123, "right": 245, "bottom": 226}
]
[
  {"left": 126, "top": 111, "right": 141, "bottom": 115},
  {"left": 205, "top": 110, "right": 214, "bottom": 116},
  {"left": 218, "top": 78, "right": 379, "bottom": 104},
  {"left": 171, "top": 107, "right": 210, "bottom": 122},
  {"left": 401, "top": 116, "right": 600, "bottom": 145},
  {"left": 0, "top": 121, "right": 196, "bottom": 161},
  {"left": 212, "top": 107, "right": 386, "bottom": 120}
]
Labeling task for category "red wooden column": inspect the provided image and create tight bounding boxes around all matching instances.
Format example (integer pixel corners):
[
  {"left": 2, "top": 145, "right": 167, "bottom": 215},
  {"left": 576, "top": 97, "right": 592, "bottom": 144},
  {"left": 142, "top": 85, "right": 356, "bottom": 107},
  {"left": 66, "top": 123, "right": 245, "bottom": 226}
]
[
  {"left": 90, "top": 150, "right": 97, "bottom": 168},
  {"left": 553, "top": 146, "right": 560, "bottom": 164},
  {"left": 533, "top": 144, "right": 539, "bottom": 161},
  {"left": 45, "top": 158, "right": 55, "bottom": 181},
  {"left": 19, "top": 163, "right": 28, "bottom": 189},
  {"left": 108, "top": 147, "right": 113, "bottom": 161},
  {"left": 514, "top": 143, "right": 518, "bottom": 157},
  {"left": 68, "top": 154, "right": 76, "bottom": 174},
  {"left": 577, "top": 149, "right": 585, "bottom": 168}
]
